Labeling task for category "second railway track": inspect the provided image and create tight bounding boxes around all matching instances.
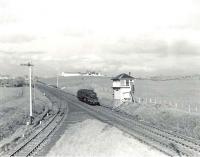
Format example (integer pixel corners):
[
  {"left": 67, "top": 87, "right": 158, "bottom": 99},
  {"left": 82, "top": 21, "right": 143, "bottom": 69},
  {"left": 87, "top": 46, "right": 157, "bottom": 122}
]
[{"left": 7, "top": 92, "right": 68, "bottom": 157}]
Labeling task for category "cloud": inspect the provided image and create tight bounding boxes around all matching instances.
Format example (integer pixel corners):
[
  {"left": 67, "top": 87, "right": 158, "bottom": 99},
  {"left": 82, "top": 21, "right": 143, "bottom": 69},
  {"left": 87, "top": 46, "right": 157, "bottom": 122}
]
[
  {"left": 169, "top": 41, "right": 200, "bottom": 57},
  {"left": 0, "top": 15, "right": 16, "bottom": 24},
  {"left": 20, "top": 51, "right": 46, "bottom": 55},
  {"left": 0, "top": 50, "right": 46, "bottom": 55},
  {"left": 0, "top": 34, "right": 35, "bottom": 43},
  {"left": 0, "top": 0, "right": 200, "bottom": 76},
  {"left": 104, "top": 38, "right": 200, "bottom": 58},
  {"left": 0, "top": 0, "right": 9, "bottom": 9},
  {"left": 0, "top": 50, "right": 16, "bottom": 55}
]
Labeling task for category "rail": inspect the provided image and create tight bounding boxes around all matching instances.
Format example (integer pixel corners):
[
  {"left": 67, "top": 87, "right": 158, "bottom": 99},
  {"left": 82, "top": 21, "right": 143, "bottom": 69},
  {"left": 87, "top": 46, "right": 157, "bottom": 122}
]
[
  {"left": 60, "top": 91, "right": 200, "bottom": 156},
  {"left": 7, "top": 91, "right": 67, "bottom": 157},
  {"left": 36, "top": 83, "right": 200, "bottom": 156}
]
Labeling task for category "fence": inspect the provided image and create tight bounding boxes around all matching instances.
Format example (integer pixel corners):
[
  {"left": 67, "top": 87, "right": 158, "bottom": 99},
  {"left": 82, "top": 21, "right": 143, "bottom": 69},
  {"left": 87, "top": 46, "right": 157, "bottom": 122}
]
[
  {"left": 0, "top": 87, "right": 24, "bottom": 105},
  {"left": 134, "top": 97, "right": 200, "bottom": 114}
]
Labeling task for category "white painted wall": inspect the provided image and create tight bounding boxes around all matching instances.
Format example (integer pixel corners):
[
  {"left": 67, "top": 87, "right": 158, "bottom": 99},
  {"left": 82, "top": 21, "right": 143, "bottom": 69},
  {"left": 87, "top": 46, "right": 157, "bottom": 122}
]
[
  {"left": 120, "top": 87, "right": 131, "bottom": 102},
  {"left": 112, "top": 79, "right": 134, "bottom": 102},
  {"left": 113, "top": 80, "right": 120, "bottom": 87},
  {"left": 113, "top": 89, "right": 120, "bottom": 99},
  {"left": 61, "top": 72, "right": 81, "bottom": 77}
]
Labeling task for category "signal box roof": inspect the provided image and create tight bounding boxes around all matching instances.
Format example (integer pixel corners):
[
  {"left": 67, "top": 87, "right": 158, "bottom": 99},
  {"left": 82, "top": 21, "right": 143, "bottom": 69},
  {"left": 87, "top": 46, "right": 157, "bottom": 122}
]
[{"left": 111, "top": 73, "right": 134, "bottom": 80}]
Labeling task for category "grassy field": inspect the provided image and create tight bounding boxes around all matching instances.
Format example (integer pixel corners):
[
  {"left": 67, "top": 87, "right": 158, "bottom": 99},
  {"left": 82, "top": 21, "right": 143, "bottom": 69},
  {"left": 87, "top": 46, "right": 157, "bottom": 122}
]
[
  {"left": 135, "top": 79, "right": 200, "bottom": 107},
  {"left": 0, "top": 87, "right": 23, "bottom": 104},
  {"left": 42, "top": 76, "right": 200, "bottom": 139},
  {"left": 42, "top": 76, "right": 200, "bottom": 108},
  {"left": 0, "top": 87, "right": 52, "bottom": 151}
]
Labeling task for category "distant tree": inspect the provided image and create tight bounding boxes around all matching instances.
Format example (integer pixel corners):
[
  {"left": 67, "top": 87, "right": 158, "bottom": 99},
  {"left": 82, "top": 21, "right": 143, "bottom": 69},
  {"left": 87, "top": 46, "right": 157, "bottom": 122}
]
[{"left": 13, "top": 77, "right": 25, "bottom": 87}]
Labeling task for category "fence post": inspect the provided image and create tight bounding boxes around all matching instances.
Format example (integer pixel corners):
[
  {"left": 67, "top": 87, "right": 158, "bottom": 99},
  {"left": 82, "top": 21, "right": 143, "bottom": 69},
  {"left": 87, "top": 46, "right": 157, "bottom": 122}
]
[
  {"left": 177, "top": 121, "right": 179, "bottom": 130},
  {"left": 189, "top": 104, "right": 191, "bottom": 113}
]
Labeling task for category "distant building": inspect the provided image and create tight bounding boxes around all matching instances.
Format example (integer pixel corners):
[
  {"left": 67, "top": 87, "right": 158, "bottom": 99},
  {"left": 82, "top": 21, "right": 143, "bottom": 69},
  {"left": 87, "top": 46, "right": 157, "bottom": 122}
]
[
  {"left": 61, "top": 71, "right": 104, "bottom": 77},
  {"left": 83, "top": 71, "right": 104, "bottom": 76},
  {"left": 61, "top": 72, "right": 82, "bottom": 77},
  {"left": 111, "top": 73, "right": 135, "bottom": 103},
  {"left": 0, "top": 74, "right": 10, "bottom": 80}
]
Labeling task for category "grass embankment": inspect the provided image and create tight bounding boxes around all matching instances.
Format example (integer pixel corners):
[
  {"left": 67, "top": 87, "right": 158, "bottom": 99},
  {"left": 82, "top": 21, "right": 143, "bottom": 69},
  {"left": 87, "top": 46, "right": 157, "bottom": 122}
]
[{"left": 0, "top": 87, "right": 52, "bottom": 152}]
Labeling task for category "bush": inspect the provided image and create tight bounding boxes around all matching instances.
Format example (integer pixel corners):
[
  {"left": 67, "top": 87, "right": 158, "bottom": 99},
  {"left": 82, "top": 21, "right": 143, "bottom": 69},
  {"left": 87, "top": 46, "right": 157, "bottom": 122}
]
[{"left": 0, "top": 77, "right": 25, "bottom": 87}]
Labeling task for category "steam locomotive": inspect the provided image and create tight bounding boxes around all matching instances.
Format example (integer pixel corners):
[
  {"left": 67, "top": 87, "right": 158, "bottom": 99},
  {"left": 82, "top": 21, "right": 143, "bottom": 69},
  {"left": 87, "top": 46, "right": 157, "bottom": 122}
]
[{"left": 77, "top": 89, "right": 100, "bottom": 105}]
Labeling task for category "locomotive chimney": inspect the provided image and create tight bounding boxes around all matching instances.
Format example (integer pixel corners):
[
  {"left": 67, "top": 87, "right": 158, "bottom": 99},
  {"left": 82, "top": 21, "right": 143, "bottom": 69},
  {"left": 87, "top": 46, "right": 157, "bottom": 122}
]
[{"left": 129, "top": 72, "right": 131, "bottom": 76}]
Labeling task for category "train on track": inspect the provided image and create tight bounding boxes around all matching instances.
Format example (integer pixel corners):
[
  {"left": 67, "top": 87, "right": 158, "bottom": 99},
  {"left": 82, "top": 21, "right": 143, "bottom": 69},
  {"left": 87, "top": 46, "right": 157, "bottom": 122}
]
[{"left": 77, "top": 89, "right": 100, "bottom": 105}]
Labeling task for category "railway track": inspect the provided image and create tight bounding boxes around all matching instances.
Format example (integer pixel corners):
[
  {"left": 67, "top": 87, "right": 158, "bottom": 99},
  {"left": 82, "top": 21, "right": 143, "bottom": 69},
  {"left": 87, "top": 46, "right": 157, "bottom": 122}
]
[
  {"left": 64, "top": 97, "right": 181, "bottom": 156},
  {"left": 98, "top": 106, "right": 200, "bottom": 156},
  {"left": 14, "top": 83, "right": 199, "bottom": 157},
  {"left": 7, "top": 92, "right": 67, "bottom": 157},
  {"left": 41, "top": 84, "right": 200, "bottom": 157}
]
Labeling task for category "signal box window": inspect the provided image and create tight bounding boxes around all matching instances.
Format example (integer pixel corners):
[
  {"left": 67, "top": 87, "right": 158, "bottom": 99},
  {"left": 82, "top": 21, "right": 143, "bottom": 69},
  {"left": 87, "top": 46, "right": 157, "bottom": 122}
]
[
  {"left": 126, "top": 80, "right": 129, "bottom": 86},
  {"left": 120, "top": 80, "right": 125, "bottom": 86}
]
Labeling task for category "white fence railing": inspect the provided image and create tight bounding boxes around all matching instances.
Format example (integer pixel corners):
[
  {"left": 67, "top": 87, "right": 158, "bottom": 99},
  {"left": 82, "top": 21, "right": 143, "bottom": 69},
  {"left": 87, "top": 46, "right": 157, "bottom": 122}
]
[{"left": 134, "top": 97, "right": 200, "bottom": 114}]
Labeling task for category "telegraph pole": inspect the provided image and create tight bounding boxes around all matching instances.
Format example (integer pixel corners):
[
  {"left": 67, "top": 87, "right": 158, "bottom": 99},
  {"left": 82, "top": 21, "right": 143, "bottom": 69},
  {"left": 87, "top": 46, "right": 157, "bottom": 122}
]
[
  {"left": 20, "top": 62, "right": 34, "bottom": 124},
  {"left": 56, "top": 74, "right": 59, "bottom": 88},
  {"left": 32, "top": 68, "right": 36, "bottom": 106},
  {"left": 34, "top": 77, "right": 36, "bottom": 105}
]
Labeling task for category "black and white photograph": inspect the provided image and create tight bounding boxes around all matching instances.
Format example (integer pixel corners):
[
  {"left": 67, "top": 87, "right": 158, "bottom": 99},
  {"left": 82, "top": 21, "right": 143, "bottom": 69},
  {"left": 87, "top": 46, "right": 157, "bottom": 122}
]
[{"left": 0, "top": 0, "right": 200, "bottom": 156}]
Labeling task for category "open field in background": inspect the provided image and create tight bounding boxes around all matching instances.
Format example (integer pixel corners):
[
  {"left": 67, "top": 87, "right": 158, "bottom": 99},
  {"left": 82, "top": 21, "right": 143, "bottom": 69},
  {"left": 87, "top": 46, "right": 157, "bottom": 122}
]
[
  {"left": 135, "top": 80, "right": 200, "bottom": 113},
  {"left": 0, "top": 87, "right": 24, "bottom": 104},
  {"left": 135, "top": 79, "right": 200, "bottom": 102},
  {"left": 42, "top": 76, "right": 200, "bottom": 139},
  {"left": 42, "top": 76, "right": 200, "bottom": 111}
]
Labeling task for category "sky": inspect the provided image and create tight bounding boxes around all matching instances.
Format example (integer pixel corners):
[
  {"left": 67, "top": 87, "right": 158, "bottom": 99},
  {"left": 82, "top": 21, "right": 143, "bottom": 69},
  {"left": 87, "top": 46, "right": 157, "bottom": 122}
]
[{"left": 0, "top": 0, "right": 200, "bottom": 77}]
